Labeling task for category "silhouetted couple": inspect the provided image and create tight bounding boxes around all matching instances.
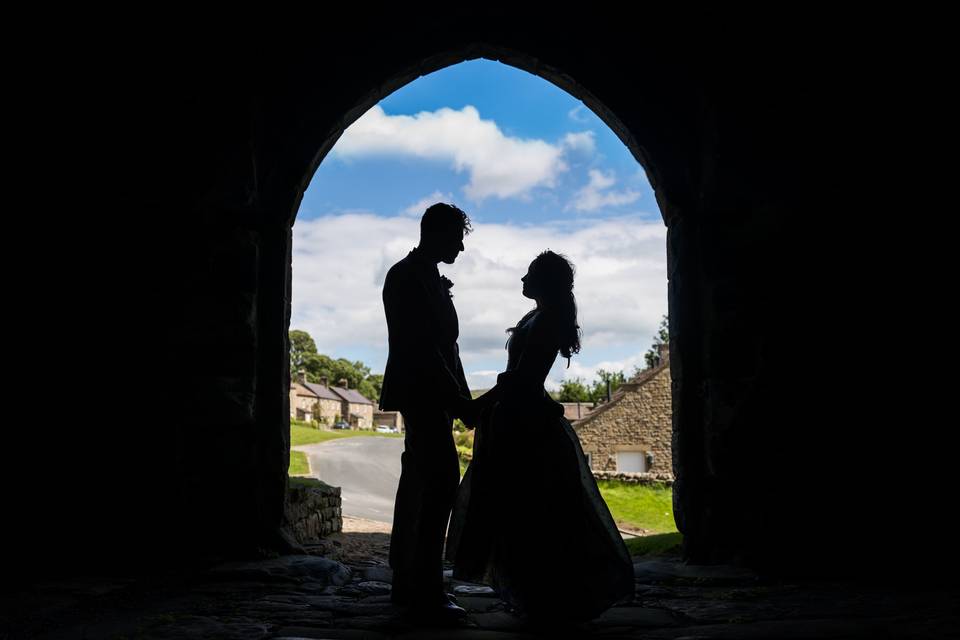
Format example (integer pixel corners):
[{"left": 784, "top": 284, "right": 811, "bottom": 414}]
[{"left": 379, "top": 203, "right": 633, "bottom": 627}]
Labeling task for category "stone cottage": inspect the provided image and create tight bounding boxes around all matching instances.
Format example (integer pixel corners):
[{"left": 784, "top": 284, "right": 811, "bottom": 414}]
[
  {"left": 560, "top": 401, "right": 594, "bottom": 422},
  {"left": 573, "top": 344, "right": 673, "bottom": 478},
  {"left": 373, "top": 410, "right": 404, "bottom": 431},
  {"left": 329, "top": 378, "right": 375, "bottom": 429},
  {"left": 289, "top": 373, "right": 375, "bottom": 428}
]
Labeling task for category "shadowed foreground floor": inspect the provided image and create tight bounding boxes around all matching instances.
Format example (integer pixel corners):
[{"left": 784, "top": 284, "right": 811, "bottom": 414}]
[{"left": 3, "top": 521, "right": 957, "bottom": 639}]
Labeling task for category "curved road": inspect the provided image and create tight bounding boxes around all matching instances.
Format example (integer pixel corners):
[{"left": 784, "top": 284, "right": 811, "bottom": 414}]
[{"left": 293, "top": 436, "right": 405, "bottom": 524}]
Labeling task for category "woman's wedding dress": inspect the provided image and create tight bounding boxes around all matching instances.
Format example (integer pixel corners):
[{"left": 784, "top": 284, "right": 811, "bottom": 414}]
[{"left": 445, "top": 309, "right": 634, "bottom": 624}]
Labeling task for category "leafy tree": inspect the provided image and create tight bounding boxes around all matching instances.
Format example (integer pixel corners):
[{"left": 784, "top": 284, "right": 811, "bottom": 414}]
[
  {"left": 290, "top": 330, "right": 318, "bottom": 369},
  {"left": 364, "top": 373, "right": 384, "bottom": 404},
  {"left": 556, "top": 377, "right": 592, "bottom": 402},
  {"left": 289, "top": 330, "right": 383, "bottom": 403},
  {"left": 554, "top": 315, "right": 670, "bottom": 405},
  {"left": 590, "top": 369, "right": 627, "bottom": 403},
  {"left": 642, "top": 314, "right": 670, "bottom": 371}
]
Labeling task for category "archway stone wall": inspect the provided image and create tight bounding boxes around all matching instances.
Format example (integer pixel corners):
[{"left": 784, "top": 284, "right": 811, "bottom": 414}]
[{"left": 9, "top": 14, "right": 945, "bottom": 584}]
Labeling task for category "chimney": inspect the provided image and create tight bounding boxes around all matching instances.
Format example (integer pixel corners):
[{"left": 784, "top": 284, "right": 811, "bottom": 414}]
[
  {"left": 320, "top": 376, "right": 329, "bottom": 387},
  {"left": 657, "top": 342, "right": 670, "bottom": 366},
  {"left": 298, "top": 370, "right": 308, "bottom": 385},
  {"left": 339, "top": 378, "right": 349, "bottom": 389}
]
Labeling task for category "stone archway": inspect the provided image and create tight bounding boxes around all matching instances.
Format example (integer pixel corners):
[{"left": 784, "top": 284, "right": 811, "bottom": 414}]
[
  {"left": 13, "top": 14, "right": 937, "bottom": 585},
  {"left": 268, "top": 44, "right": 695, "bottom": 533}
]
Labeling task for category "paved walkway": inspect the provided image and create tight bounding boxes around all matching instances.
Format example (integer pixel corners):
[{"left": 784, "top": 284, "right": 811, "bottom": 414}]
[
  {"left": 5, "top": 534, "right": 957, "bottom": 639},
  {"left": 293, "top": 437, "right": 404, "bottom": 523}
]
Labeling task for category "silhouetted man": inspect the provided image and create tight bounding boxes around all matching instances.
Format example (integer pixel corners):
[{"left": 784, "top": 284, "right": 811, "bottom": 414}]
[{"left": 379, "top": 202, "right": 475, "bottom": 621}]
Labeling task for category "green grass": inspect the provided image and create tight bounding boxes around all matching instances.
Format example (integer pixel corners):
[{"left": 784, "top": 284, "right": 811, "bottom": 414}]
[
  {"left": 288, "top": 450, "right": 310, "bottom": 475},
  {"left": 288, "top": 419, "right": 401, "bottom": 476},
  {"left": 595, "top": 480, "right": 678, "bottom": 534},
  {"left": 290, "top": 420, "right": 403, "bottom": 447},
  {"left": 624, "top": 532, "right": 682, "bottom": 557}
]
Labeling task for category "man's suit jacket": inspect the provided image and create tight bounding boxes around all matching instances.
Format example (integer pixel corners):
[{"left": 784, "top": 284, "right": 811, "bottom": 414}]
[{"left": 379, "top": 248, "right": 471, "bottom": 414}]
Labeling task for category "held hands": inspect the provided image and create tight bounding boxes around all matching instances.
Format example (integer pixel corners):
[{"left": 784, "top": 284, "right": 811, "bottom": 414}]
[
  {"left": 451, "top": 384, "right": 505, "bottom": 431},
  {"left": 451, "top": 395, "right": 481, "bottom": 430}
]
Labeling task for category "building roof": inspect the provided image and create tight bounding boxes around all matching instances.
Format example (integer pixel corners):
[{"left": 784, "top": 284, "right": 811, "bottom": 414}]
[
  {"left": 331, "top": 386, "right": 374, "bottom": 405},
  {"left": 292, "top": 381, "right": 323, "bottom": 399},
  {"left": 571, "top": 358, "right": 670, "bottom": 431},
  {"left": 301, "top": 381, "right": 342, "bottom": 401},
  {"left": 294, "top": 378, "right": 374, "bottom": 405},
  {"left": 559, "top": 402, "right": 594, "bottom": 422}
]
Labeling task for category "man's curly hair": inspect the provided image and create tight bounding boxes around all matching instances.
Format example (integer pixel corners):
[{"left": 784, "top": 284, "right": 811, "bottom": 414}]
[{"left": 421, "top": 202, "right": 473, "bottom": 236}]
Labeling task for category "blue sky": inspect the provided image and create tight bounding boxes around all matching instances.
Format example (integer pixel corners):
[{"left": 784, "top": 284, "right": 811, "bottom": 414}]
[{"left": 293, "top": 59, "right": 668, "bottom": 391}]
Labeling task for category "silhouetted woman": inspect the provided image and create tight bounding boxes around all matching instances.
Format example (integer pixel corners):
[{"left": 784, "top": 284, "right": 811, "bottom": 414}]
[{"left": 445, "top": 250, "right": 634, "bottom": 627}]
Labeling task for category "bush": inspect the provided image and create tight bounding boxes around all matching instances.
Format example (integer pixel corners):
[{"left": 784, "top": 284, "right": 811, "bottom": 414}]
[{"left": 453, "top": 429, "right": 474, "bottom": 449}]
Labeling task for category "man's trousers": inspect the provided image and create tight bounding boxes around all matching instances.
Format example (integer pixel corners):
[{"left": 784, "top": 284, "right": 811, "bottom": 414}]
[{"left": 389, "top": 406, "right": 461, "bottom": 603}]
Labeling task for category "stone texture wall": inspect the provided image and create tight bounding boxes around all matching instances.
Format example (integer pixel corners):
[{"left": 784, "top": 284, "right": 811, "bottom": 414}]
[
  {"left": 13, "top": 15, "right": 943, "bottom": 586},
  {"left": 315, "top": 398, "right": 341, "bottom": 424},
  {"left": 289, "top": 385, "right": 341, "bottom": 424},
  {"left": 290, "top": 383, "right": 316, "bottom": 419},
  {"left": 593, "top": 470, "right": 674, "bottom": 486},
  {"left": 345, "top": 402, "right": 373, "bottom": 429},
  {"left": 574, "top": 364, "right": 673, "bottom": 477},
  {"left": 373, "top": 410, "right": 404, "bottom": 431},
  {"left": 285, "top": 478, "right": 343, "bottom": 543}
]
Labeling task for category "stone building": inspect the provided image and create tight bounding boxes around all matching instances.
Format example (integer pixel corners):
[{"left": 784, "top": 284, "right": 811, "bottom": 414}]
[
  {"left": 303, "top": 378, "right": 347, "bottom": 424},
  {"left": 290, "top": 380, "right": 320, "bottom": 422},
  {"left": 329, "top": 378, "right": 375, "bottom": 429},
  {"left": 373, "top": 410, "right": 404, "bottom": 432},
  {"left": 290, "top": 373, "right": 374, "bottom": 428},
  {"left": 560, "top": 401, "right": 594, "bottom": 422},
  {"left": 573, "top": 344, "right": 672, "bottom": 477}
]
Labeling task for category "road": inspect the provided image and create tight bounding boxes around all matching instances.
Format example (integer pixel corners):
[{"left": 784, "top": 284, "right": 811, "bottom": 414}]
[{"left": 293, "top": 436, "right": 405, "bottom": 524}]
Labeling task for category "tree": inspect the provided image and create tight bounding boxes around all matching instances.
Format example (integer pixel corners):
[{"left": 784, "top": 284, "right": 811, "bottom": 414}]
[
  {"left": 590, "top": 369, "right": 627, "bottom": 403},
  {"left": 554, "top": 315, "right": 669, "bottom": 404},
  {"left": 290, "top": 330, "right": 318, "bottom": 369},
  {"left": 556, "top": 377, "right": 592, "bottom": 402},
  {"left": 289, "top": 330, "right": 384, "bottom": 404},
  {"left": 642, "top": 314, "right": 670, "bottom": 371}
]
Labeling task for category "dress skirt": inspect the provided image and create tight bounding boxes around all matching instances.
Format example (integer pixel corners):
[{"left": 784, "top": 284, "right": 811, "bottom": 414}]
[{"left": 445, "top": 389, "right": 634, "bottom": 624}]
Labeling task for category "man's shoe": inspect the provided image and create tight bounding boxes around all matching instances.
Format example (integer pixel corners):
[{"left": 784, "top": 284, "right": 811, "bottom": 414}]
[{"left": 406, "top": 597, "right": 467, "bottom": 625}]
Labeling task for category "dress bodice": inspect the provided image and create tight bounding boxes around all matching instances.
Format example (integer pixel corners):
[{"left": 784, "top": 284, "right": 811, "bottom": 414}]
[
  {"left": 505, "top": 310, "right": 537, "bottom": 371},
  {"left": 501, "top": 309, "right": 559, "bottom": 396}
]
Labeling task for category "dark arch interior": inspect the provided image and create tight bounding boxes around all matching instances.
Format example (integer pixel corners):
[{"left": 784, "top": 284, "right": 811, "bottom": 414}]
[{"left": 7, "top": 13, "right": 951, "bottom": 595}]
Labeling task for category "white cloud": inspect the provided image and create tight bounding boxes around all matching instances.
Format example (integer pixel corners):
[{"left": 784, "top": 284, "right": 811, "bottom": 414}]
[
  {"left": 568, "top": 104, "right": 590, "bottom": 123},
  {"left": 401, "top": 190, "right": 455, "bottom": 217},
  {"left": 292, "top": 212, "right": 668, "bottom": 388},
  {"left": 332, "top": 104, "right": 568, "bottom": 201},
  {"left": 567, "top": 169, "right": 641, "bottom": 212},
  {"left": 561, "top": 131, "right": 596, "bottom": 155},
  {"left": 544, "top": 352, "right": 648, "bottom": 393}
]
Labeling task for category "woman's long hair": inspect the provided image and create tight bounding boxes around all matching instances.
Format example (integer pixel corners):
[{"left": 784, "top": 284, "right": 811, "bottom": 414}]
[{"left": 507, "top": 250, "right": 582, "bottom": 367}]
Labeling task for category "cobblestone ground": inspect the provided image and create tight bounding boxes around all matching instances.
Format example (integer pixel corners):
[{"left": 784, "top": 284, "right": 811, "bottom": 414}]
[{"left": 3, "top": 521, "right": 957, "bottom": 639}]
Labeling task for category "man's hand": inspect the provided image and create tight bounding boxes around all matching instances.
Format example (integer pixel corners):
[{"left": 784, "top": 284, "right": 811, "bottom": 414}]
[{"left": 451, "top": 395, "right": 480, "bottom": 430}]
